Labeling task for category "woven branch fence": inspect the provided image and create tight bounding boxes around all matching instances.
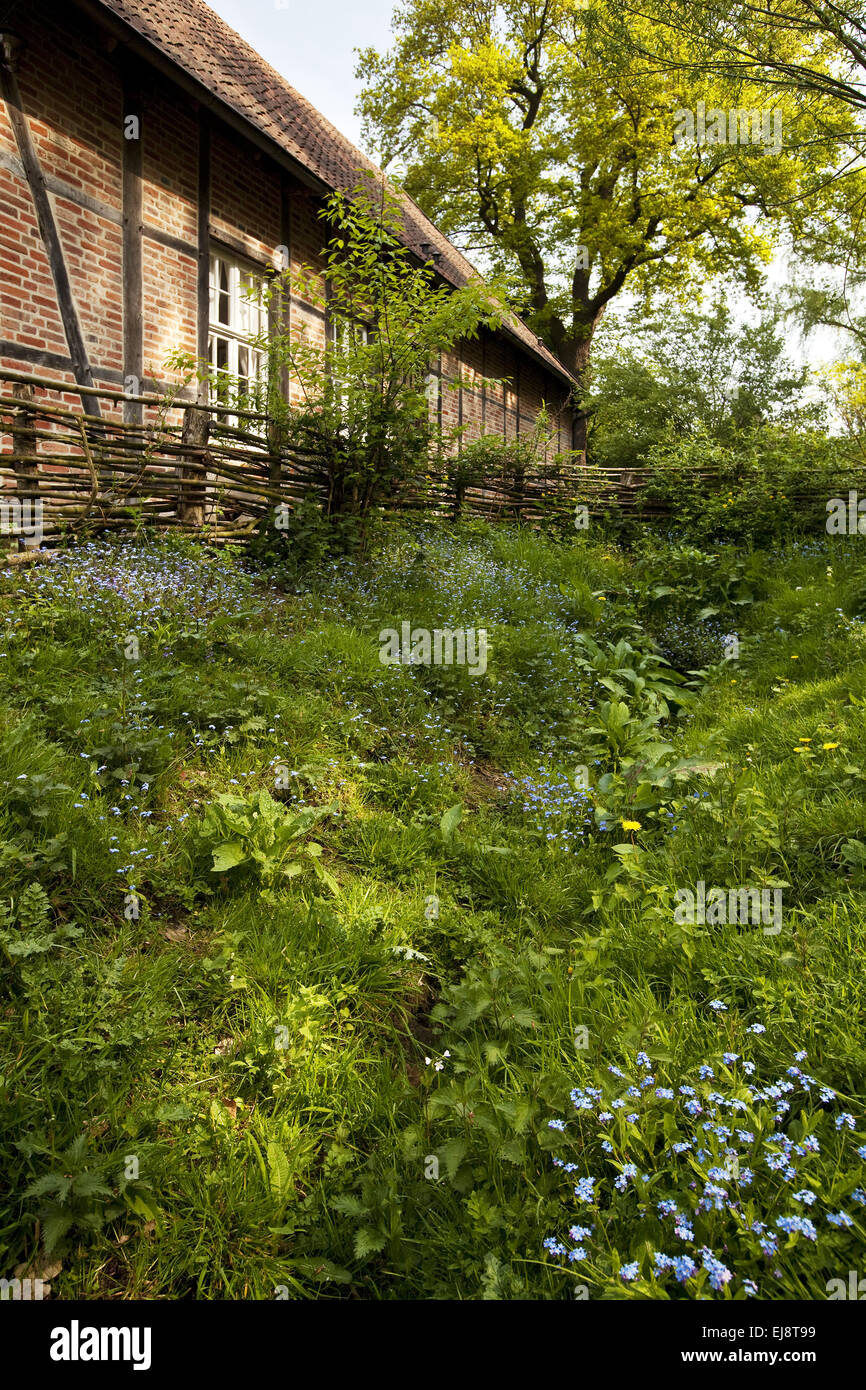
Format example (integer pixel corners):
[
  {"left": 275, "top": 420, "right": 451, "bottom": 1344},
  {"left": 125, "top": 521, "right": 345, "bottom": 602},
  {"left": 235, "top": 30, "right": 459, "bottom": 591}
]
[
  {"left": 2, "top": 368, "right": 863, "bottom": 555},
  {"left": 0, "top": 367, "right": 595, "bottom": 547}
]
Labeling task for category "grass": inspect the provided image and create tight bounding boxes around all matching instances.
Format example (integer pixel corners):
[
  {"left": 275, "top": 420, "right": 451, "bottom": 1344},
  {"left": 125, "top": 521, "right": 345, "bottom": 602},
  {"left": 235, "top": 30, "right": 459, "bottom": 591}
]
[{"left": 0, "top": 518, "right": 864, "bottom": 1300}]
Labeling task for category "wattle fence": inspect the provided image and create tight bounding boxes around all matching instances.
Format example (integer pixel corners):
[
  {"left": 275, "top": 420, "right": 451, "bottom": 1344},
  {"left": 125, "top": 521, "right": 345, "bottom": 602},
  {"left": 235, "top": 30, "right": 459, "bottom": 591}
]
[
  {"left": 0, "top": 367, "right": 590, "bottom": 550},
  {"left": 2, "top": 366, "right": 863, "bottom": 555}
]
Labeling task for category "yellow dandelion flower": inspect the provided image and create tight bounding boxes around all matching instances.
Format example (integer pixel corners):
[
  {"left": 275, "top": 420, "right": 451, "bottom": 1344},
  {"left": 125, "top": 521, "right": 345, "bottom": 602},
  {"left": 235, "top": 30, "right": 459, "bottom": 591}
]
[
  {"left": 621, "top": 820, "right": 641, "bottom": 831},
  {"left": 822, "top": 742, "right": 839, "bottom": 750},
  {"left": 799, "top": 737, "right": 812, "bottom": 743}
]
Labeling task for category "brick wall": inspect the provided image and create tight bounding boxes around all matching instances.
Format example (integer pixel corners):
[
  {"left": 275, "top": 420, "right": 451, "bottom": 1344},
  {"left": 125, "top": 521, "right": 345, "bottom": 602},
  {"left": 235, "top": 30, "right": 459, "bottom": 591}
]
[
  {"left": 287, "top": 187, "right": 328, "bottom": 405},
  {"left": 211, "top": 125, "right": 281, "bottom": 264},
  {"left": 1, "top": 1, "right": 573, "bottom": 460}
]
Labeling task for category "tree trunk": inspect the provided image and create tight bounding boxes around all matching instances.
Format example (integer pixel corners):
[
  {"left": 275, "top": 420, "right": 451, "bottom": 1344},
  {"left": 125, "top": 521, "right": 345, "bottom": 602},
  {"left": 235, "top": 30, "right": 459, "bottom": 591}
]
[{"left": 550, "top": 324, "right": 597, "bottom": 466}]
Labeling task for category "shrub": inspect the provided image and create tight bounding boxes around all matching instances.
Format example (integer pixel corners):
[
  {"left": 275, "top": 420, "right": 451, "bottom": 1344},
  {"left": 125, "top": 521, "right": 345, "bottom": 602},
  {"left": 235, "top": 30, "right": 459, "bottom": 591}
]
[{"left": 639, "top": 427, "right": 861, "bottom": 546}]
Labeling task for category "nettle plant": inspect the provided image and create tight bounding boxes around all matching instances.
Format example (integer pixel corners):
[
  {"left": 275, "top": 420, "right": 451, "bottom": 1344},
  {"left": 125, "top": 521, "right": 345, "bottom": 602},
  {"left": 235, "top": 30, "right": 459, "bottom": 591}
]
[
  {"left": 543, "top": 1006, "right": 864, "bottom": 1299},
  {"left": 22, "top": 1134, "right": 156, "bottom": 1257}
]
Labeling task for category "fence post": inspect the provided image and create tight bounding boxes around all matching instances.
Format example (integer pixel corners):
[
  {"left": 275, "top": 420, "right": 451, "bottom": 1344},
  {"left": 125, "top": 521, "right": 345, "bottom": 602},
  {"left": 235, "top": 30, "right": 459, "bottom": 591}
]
[
  {"left": 267, "top": 412, "right": 283, "bottom": 493},
  {"left": 9, "top": 382, "right": 39, "bottom": 550},
  {"left": 178, "top": 403, "right": 209, "bottom": 526}
]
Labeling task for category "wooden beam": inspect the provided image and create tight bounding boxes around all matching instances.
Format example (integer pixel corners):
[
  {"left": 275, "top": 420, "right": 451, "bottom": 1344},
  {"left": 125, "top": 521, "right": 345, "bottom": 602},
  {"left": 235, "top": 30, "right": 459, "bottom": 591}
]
[
  {"left": 515, "top": 357, "right": 521, "bottom": 437},
  {"left": 457, "top": 343, "right": 463, "bottom": 453},
  {"left": 266, "top": 175, "right": 292, "bottom": 489},
  {"left": 0, "top": 341, "right": 73, "bottom": 372},
  {"left": 122, "top": 72, "right": 143, "bottom": 426},
  {"left": 143, "top": 224, "right": 197, "bottom": 259},
  {"left": 0, "top": 33, "right": 101, "bottom": 417},
  {"left": 278, "top": 174, "right": 291, "bottom": 406},
  {"left": 0, "top": 146, "right": 121, "bottom": 224},
  {"left": 185, "top": 111, "right": 212, "bottom": 520},
  {"left": 196, "top": 113, "right": 211, "bottom": 403},
  {"left": 437, "top": 352, "right": 442, "bottom": 438}
]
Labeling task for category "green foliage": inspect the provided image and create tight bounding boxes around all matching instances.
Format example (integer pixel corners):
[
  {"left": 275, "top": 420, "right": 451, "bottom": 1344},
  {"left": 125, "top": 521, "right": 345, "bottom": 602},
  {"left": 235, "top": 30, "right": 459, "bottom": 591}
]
[
  {"left": 254, "top": 175, "right": 503, "bottom": 523},
  {"left": 448, "top": 411, "right": 564, "bottom": 513},
  {"left": 638, "top": 426, "right": 860, "bottom": 545},
  {"left": 573, "top": 634, "right": 694, "bottom": 716},
  {"left": 587, "top": 295, "right": 818, "bottom": 469},
  {"left": 541, "top": 1028, "right": 863, "bottom": 1300},
  {"left": 22, "top": 1135, "right": 156, "bottom": 1257},
  {"left": 1, "top": 520, "right": 865, "bottom": 1301},
  {"left": 195, "top": 789, "right": 339, "bottom": 893},
  {"left": 358, "top": 0, "right": 850, "bottom": 379}
]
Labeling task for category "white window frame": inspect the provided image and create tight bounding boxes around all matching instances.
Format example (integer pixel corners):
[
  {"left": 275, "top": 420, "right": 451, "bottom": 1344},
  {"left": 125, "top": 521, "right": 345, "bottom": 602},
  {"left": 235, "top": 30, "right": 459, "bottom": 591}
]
[
  {"left": 327, "top": 312, "right": 370, "bottom": 414},
  {"left": 208, "top": 248, "right": 268, "bottom": 425}
]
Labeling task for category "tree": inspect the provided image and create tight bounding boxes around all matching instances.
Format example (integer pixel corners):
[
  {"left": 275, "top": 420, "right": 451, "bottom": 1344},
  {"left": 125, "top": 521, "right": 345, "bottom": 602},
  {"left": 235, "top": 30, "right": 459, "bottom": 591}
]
[
  {"left": 608, "top": 3, "right": 866, "bottom": 354},
  {"left": 612, "top": 1, "right": 866, "bottom": 114},
  {"left": 255, "top": 174, "right": 503, "bottom": 521},
  {"left": 358, "top": 0, "right": 848, "bottom": 452},
  {"left": 586, "top": 294, "right": 816, "bottom": 467}
]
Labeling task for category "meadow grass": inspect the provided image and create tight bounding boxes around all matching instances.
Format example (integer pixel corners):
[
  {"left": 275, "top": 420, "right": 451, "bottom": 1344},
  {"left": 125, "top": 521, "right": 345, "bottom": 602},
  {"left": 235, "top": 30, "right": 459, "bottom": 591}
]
[{"left": 0, "top": 520, "right": 863, "bottom": 1299}]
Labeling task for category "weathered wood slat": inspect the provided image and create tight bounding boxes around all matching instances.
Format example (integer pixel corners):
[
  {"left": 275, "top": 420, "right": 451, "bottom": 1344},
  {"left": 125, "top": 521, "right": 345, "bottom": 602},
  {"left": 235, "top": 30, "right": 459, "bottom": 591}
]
[{"left": 3, "top": 367, "right": 861, "bottom": 550}]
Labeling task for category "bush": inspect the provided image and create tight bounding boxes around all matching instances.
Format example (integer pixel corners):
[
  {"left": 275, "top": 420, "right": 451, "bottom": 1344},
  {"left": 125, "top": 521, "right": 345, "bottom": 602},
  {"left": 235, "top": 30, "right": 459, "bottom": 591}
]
[{"left": 639, "top": 427, "right": 862, "bottom": 546}]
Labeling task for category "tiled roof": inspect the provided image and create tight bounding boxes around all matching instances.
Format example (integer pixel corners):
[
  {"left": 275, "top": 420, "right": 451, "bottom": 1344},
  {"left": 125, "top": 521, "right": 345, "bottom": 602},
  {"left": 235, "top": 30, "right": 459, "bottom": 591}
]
[{"left": 93, "top": 0, "right": 576, "bottom": 386}]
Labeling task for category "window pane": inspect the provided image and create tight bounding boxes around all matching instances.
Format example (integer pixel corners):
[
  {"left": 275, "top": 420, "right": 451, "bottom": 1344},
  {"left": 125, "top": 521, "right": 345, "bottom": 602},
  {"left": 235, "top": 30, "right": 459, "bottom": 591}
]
[
  {"left": 207, "top": 250, "right": 268, "bottom": 418},
  {"left": 218, "top": 261, "right": 230, "bottom": 325}
]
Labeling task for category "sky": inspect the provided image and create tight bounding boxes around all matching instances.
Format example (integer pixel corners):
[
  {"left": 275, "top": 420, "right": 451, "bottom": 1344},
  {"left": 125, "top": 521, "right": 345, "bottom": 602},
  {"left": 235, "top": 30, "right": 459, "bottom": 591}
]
[{"left": 205, "top": 0, "right": 394, "bottom": 151}]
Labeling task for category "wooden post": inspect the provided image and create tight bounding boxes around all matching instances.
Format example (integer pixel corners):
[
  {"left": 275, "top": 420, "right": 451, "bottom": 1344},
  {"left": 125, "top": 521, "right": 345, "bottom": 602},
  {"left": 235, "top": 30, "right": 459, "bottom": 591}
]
[
  {"left": 0, "top": 33, "right": 101, "bottom": 418},
  {"left": 457, "top": 343, "right": 463, "bottom": 455},
  {"left": 178, "top": 402, "right": 209, "bottom": 526},
  {"left": 515, "top": 357, "right": 520, "bottom": 437},
  {"left": 7, "top": 381, "right": 39, "bottom": 550},
  {"left": 481, "top": 333, "right": 486, "bottom": 434},
  {"left": 195, "top": 112, "right": 214, "bottom": 518},
  {"left": 10, "top": 382, "right": 37, "bottom": 487},
  {"left": 266, "top": 175, "right": 292, "bottom": 495},
  {"left": 196, "top": 114, "right": 210, "bottom": 380},
  {"left": 121, "top": 71, "right": 144, "bottom": 429}
]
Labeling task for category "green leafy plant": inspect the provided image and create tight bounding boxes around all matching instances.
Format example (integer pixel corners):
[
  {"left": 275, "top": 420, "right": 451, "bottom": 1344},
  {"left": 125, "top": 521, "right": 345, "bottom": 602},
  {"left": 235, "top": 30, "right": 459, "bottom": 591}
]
[
  {"left": 196, "top": 788, "right": 338, "bottom": 892},
  {"left": 23, "top": 1135, "right": 157, "bottom": 1256},
  {"left": 573, "top": 634, "right": 694, "bottom": 717},
  {"left": 582, "top": 699, "right": 674, "bottom": 769},
  {"left": 251, "top": 173, "right": 504, "bottom": 529}
]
